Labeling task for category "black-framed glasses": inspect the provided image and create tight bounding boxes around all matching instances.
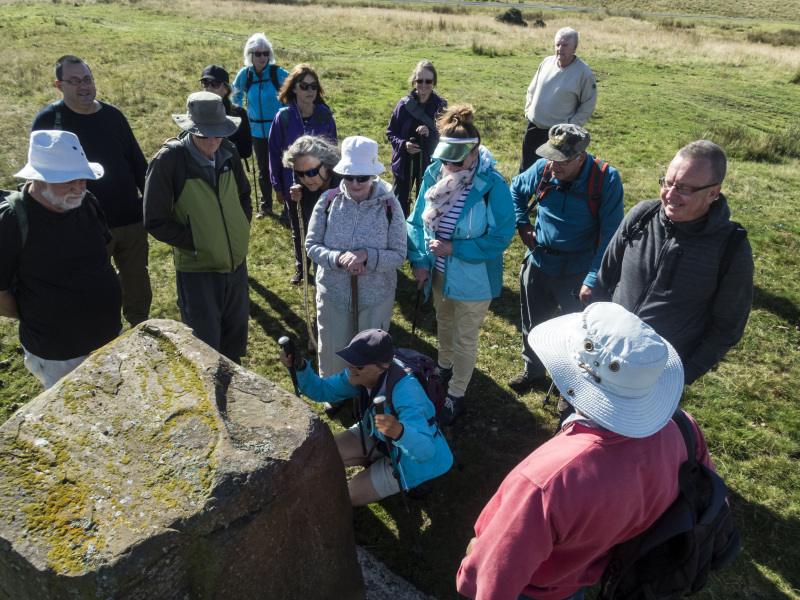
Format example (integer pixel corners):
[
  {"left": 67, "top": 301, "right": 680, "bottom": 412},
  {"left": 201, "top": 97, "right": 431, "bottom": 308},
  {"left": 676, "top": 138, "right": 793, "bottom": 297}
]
[
  {"left": 659, "top": 177, "right": 719, "bottom": 196},
  {"left": 416, "top": 78, "right": 433, "bottom": 84},
  {"left": 298, "top": 81, "right": 319, "bottom": 91},
  {"left": 252, "top": 51, "right": 270, "bottom": 58},
  {"left": 343, "top": 175, "right": 372, "bottom": 183},
  {"left": 200, "top": 79, "right": 222, "bottom": 89},
  {"left": 294, "top": 166, "right": 322, "bottom": 179},
  {"left": 60, "top": 76, "right": 94, "bottom": 86}
]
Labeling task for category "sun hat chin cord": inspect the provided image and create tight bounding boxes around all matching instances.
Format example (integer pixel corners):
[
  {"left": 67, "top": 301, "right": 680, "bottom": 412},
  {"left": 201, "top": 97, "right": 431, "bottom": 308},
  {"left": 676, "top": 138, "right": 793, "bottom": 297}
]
[{"left": 579, "top": 363, "right": 602, "bottom": 383}]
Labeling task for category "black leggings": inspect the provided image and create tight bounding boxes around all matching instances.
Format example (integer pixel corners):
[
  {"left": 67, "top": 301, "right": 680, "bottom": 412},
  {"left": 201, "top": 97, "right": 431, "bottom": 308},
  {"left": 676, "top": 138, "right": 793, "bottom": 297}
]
[{"left": 252, "top": 136, "right": 274, "bottom": 211}]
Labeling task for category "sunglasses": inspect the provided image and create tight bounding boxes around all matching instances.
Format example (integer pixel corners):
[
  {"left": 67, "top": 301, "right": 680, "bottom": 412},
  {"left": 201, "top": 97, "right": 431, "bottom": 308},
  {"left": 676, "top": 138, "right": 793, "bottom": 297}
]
[
  {"left": 252, "top": 51, "right": 270, "bottom": 58},
  {"left": 200, "top": 79, "right": 222, "bottom": 89},
  {"left": 298, "top": 81, "right": 319, "bottom": 91},
  {"left": 440, "top": 143, "right": 477, "bottom": 168},
  {"left": 342, "top": 175, "right": 372, "bottom": 183},
  {"left": 416, "top": 78, "right": 433, "bottom": 84},
  {"left": 294, "top": 166, "right": 322, "bottom": 179}
]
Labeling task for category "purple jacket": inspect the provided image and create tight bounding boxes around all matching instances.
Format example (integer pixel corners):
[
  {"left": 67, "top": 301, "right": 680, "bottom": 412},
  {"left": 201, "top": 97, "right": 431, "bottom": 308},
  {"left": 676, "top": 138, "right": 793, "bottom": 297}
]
[
  {"left": 386, "top": 90, "right": 447, "bottom": 180},
  {"left": 268, "top": 101, "right": 338, "bottom": 193}
]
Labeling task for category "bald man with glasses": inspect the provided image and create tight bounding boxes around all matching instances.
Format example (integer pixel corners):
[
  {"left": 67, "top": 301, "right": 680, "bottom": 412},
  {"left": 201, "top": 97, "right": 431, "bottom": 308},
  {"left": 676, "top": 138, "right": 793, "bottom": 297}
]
[{"left": 593, "top": 140, "right": 754, "bottom": 385}]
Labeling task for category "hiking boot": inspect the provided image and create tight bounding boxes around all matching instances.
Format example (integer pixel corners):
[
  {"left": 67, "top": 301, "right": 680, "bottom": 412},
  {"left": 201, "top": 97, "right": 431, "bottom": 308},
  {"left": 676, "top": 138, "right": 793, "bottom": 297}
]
[
  {"left": 324, "top": 401, "right": 344, "bottom": 416},
  {"left": 508, "top": 371, "right": 545, "bottom": 393},
  {"left": 439, "top": 393, "right": 465, "bottom": 426},
  {"left": 289, "top": 268, "right": 303, "bottom": 285},
  {"left": 255, "top": 209, "right": 268, "bottom": 220},
  {"left": 434, "top": 364, "right": 453, "bottom": 387},
  {"left": 278, "top": 206, "right": 290, "bottom": 224}
]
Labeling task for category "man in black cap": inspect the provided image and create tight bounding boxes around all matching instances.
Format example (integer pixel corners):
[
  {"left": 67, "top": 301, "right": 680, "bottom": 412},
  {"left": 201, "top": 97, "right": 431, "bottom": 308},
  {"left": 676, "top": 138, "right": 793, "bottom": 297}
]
[
  {"left": 279, "top": 329, "right": 453, "bottom": 506},
  {"left": 144, "top": 91, "right": 251, "bottom": 364},
  {"left": 199, "top": 65, "right": 252, "bottom": 164},
  {"left": 508, "top": 124, "right": 624, "bottom": 393}
]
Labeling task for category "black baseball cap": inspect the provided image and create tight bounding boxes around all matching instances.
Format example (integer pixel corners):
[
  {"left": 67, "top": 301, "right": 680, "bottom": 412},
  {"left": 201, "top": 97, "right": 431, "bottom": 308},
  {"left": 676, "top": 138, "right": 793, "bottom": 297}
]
[
  {"left": 201, "top": 64, "right": 230, "bottom": 84},
  {"left": 335, "top": 329, "right": 394, "bottom": 367}
]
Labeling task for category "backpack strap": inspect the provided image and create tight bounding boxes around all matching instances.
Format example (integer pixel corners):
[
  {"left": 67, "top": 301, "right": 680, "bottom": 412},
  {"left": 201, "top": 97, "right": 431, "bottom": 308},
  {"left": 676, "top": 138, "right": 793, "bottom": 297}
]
[
  {"left": 586, "top": 157, "right": 608, "bottom": 221},
  {"left": 717, "top": 222, "right": 747, "bottom": 289},
  {"left": 399, "top": 95, "right": 437, "bottom": 132},
  {"left": 5, "top": 192, "right": 28, "bottom": 249},
  {"left": 671, "top": 409, "right": 696, "bottom": 465},
  {"left": 622, "top": 201, "right": 662, "bottom": 245},
  {"left": 53, "top": 100, "right": 64, "bottom": 131},
  {"left": 245, "top": 68, "right": 254, "bottom": 94},
  {"left": 269, "top": 64, "right": 280, "bottom": 92}
]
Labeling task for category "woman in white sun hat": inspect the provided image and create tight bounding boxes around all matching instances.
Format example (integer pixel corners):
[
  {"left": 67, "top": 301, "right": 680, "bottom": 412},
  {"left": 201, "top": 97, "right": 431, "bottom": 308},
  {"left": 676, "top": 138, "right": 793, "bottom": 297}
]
[{"left": 305, "top": 136, "right": 406, "bottom": 405}]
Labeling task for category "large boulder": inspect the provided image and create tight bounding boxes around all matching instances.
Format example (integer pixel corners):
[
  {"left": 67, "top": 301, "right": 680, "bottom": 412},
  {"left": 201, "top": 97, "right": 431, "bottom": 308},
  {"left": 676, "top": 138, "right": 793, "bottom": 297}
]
[{"left": 0, "top": 320, "right": 364, "bottom": 600}]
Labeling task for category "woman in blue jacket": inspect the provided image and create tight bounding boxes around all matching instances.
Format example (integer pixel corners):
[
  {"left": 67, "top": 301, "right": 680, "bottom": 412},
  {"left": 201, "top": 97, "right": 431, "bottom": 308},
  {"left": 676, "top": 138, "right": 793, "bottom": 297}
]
[
  {"left": 232, "top": 33, "right": 289, "bottom": 218},
  {"left": 269, "top": 64, "right": 337, "bottom": 284},
  {"left": 407, "top": 104, "right": 515, "bottom": 426}
]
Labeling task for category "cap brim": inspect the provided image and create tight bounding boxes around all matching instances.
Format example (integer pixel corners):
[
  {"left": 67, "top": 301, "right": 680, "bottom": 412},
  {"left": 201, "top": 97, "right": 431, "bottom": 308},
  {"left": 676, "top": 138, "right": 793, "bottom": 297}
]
[
  {"left": 333, "top": 161, "right": 385, "bottom": 176},
  {"left": 334, "top": 347, "right": 371, "bottom": 367},
  {"left": 432, "top": 141, "right": 474, "bottom": 162},
  {"left": 535, "top": 143, "right": 574, "bottom": 162},
  {"left": 14, "top": 162, "right": 104, "bottom": 182},
  {"left": 172, "top": 114, "right": 240, "bottom": 138},
  {"left": 528, "top": 313, "right": 684, "bottom": 438}
]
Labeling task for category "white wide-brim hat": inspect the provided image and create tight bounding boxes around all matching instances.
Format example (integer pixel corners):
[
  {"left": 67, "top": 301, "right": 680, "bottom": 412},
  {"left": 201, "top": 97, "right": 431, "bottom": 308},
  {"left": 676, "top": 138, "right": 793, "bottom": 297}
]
[
  {"left": 528, "top": 302, "right": 684, "bottom": 438},
  {"left": 15, "top": 130, "right": 104, "bottom": 183},
  {"left": 334, "top": 135, "right": 385, "bottom": 176},
  {"left": 172, "top": 91, "right": 240, "bottom": 138}
]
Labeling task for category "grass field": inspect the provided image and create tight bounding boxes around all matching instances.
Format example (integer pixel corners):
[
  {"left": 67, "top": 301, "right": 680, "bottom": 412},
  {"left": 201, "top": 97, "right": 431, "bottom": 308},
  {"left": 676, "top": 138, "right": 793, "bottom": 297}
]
[{"left": 0, "top": 0, "right": 799, "bottom": 598}]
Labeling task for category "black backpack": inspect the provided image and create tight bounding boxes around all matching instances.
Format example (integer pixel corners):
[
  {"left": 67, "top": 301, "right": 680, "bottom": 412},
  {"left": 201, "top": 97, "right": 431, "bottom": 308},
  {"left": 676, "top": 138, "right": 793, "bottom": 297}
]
[
  {"left": 245, "top": 64, "right": 281, "bottom": 95},
  {"left": 597, "top": 409, "right": 741, "bottom": 600},
  {"left": 384, "top": 348, "right": 446, "bottom": 430}
]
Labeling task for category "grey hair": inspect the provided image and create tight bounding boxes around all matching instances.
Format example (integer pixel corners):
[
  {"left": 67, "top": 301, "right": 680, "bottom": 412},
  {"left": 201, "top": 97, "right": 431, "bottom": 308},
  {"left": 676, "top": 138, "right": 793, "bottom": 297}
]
[
  {"left": 676, "top": 140, "right": 727, "bottom": 184},
  {"left": 408, "top": 59, "right": 438, "bottom": 87},
  {"left": 555, "top": 27, "right": 579, "bottom": 46},
  {"left": 243, "top": 33, "right": 275, "bottom": 67},
  {"left": 282, "top": 135, "right": 341, "bottom": 171}
]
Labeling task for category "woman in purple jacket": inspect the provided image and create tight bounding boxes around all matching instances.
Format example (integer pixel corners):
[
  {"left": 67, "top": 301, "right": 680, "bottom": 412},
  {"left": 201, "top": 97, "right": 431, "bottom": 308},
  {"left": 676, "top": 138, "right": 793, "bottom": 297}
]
[
  {"left": 386, "top": 60, "right": 447, "bottom": 217},
  {"left": 269, "top": 64, "right": 337, "bottom": 284}
]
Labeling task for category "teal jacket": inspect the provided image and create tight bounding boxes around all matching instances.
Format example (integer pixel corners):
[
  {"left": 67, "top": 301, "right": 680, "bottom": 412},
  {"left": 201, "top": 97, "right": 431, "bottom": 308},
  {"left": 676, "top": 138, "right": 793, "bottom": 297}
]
[
  {"left": 296, "top": 360, "right": 453, "bottom": 490},
  {"left": 406, "top": 147, "right": 515, "bottom": 301}
]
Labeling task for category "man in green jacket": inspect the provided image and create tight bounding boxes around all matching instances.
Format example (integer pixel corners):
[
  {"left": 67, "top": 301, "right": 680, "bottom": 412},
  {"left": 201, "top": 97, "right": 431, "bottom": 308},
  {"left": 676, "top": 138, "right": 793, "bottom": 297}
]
[{"left": 144, "top": 92, "right": 252, "bottom": 363}]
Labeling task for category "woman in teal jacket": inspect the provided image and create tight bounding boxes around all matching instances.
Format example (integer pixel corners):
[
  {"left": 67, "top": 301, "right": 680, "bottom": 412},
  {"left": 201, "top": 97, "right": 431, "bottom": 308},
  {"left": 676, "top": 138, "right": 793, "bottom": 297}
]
[{"left": 407, "top": 104, "right": 515, "bottom": 426}]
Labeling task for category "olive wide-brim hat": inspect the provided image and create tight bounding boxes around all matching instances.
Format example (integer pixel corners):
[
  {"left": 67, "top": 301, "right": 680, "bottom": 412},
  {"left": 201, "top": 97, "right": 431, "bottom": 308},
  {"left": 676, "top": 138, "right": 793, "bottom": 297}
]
[{"left": 172, "top": 91, "right": 240, "bottom": 138}]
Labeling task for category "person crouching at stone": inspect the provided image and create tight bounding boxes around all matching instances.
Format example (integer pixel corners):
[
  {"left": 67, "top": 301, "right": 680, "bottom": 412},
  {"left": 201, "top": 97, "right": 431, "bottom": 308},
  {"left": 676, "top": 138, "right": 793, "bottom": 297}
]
[{"left": 279, "top": 329, "right": 453, "bottom": 506}]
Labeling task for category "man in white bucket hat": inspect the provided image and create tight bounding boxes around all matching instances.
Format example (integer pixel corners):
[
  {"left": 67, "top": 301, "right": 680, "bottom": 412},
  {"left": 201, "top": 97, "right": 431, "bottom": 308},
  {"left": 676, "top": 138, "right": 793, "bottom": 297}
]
[
  {"left": 0, "top": 130, "right": 122, "bottom": 389},
  {"left": 144, "top": 91, "right": 252, "bottom": 364},
  {"left": 457, "top": 302, "right": 720, "bottom": 600}
]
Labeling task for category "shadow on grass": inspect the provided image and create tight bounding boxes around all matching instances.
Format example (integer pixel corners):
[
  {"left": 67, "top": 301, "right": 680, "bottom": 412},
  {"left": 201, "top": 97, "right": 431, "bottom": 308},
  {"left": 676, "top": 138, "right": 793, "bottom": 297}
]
[
  {"left": 248, "top": 276, "right": 308, "bottom": 344},
  {"left": 753, "top": 285, "right": 800, "bottom": 325}
]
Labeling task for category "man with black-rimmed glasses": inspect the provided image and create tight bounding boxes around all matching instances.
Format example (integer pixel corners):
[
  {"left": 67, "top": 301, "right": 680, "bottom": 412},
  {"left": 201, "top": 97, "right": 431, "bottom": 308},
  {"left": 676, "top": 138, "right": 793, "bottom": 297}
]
[
  {"left": 31, "top": 54, "right": 151, "bottom": 328},
  {"left": 593, "top": 141, "right": 754, "bottom": 384}
]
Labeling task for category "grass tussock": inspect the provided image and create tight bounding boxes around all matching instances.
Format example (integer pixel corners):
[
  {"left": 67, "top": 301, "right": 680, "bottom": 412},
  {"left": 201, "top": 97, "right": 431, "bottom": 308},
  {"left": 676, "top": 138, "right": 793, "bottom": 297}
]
[
  {"left": 791, "top": 68, "right": 800, "bottom": 84},
  {"left": 699, "top": 123, "right": 800, "bottom": 162},
  {"left": 657, "top": 17, "right": 695, "bottom": 30},
  {"left": 747, "top": 29, "right": 800, "bottom": 47}
]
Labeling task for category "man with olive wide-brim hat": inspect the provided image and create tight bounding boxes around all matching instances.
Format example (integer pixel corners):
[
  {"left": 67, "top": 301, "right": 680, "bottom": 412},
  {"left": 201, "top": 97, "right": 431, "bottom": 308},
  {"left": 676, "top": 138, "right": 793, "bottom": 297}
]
[
  {"left": 144, "top": 91, "right": 252, "bottom": 363},
  {"left": 0, "top": 130, "right": 122, "bottom": 389},
  {"left": 457, "top": 302, "right": 724, "bottom": 600}
]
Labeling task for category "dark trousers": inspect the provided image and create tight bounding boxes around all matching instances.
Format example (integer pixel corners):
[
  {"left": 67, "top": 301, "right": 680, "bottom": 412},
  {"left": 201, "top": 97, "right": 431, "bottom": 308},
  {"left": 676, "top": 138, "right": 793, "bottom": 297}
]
[
  {"left": 288, "top": 195, "right": 316, "bottom": 271},
  {"left": 519, "top": 257, "right": 586, "bottom": 377},
  {"left": 107, "top": 222, "right": 152, "bottom": 327},
  {"left": 252, "top": 137, "right": 274, "bottom": 212},
  {"left": 176, "top": 260, "right": 249, "bottom": 363},
  {"left": 392, "top": 151, "right": 425, "bottom": 218},
  {"left": 519, "top": 120, "right": 551, "bottom": 173}
]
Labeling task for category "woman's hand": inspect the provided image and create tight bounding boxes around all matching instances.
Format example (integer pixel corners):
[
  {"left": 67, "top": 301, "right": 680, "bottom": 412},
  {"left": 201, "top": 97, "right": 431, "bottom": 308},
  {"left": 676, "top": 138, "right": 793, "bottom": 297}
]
[
  {"left": 412, "top": 267, "right": 430, "bottom": 290},
  {"left": 338, "top": 249, "right": 368, "bottom": 275},
  {"left": 416, "top": 125, "right": 430, "bottom": 137},
  {"left": 279, "top": 349, "right": 293, "bottom": 368},
  {"left": 289, "top": 184, "right": 303, "bottom": 203},
  {"left": 276, "top": 190, "right": 285, "bottom": 205},
  {"left": 374, "top": 414, "right": 404, "bottom": 440},
  {"left": 428, "top": 238, "right": 453, "bottom": 257},
  {"left": 405, "top": 141, "right": 421, "bottom": 154}
]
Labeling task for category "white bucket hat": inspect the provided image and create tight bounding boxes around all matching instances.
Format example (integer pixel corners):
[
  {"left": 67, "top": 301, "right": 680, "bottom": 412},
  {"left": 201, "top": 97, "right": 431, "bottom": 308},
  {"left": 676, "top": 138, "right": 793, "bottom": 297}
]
[
  {"left": 172, "top": 91, "right": 240, "bottom": 138},
  {"left": 14, "top": 130, "right": 103, "bottom": 183},
  {"left": 333, "top": 136, "right": 385, "bottom": 176},
  {"left": 528, "top": 302, "right": 684, "bottom": 438}
]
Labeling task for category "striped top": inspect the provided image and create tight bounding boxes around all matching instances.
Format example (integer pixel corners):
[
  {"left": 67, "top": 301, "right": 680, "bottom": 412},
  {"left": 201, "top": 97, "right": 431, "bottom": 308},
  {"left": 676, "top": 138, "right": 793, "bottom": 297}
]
[{"left": 434, "top": 184, "right": 473, "bottom": 273}]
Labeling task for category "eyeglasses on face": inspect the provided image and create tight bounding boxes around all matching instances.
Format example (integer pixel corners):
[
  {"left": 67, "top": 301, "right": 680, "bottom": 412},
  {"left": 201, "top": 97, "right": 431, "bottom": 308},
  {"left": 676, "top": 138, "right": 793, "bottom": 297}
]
[
  {"left": 297, "top": 81, "right": 319, "bottom": 91},
  {"left": 553, "top": 152, "right": 582, "bottom": 166},
  {"left": 659, "top": 177, "right": 718, "bottom": 196},
  {"left": 441, "top": 157, "right": 467, "bottom": 168},
  {"left": 200, "top": 79, "right": 222, "bottom": 89},
  {"left": 194, "top": 135, "right": 221, "bottom": 140},
  {"left": 294, "top": 166, "right": 322, "bottom": 179},
  {"left": 342, "top": 175, "right": 372, "bottom": 183},
  {"left": 416, "top": 78, "right": 433, "bottom": 84},
  {"left": 61, "top": 76, "right": 94, "bottom": 86},
  {"left": 252, "top": 51, "right": 270, "bottom": 58}
]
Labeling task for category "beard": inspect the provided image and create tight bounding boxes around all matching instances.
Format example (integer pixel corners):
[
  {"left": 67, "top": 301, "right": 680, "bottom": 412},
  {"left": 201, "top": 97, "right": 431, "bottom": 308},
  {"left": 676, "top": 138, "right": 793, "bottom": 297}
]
[{"left": 41, "top": 184, "right": 86, "bottom": 211}]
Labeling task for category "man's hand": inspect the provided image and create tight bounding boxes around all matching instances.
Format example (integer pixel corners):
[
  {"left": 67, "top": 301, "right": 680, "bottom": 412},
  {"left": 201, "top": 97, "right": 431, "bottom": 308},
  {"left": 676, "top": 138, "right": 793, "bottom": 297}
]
[
  {"left": 579, "top": 284, "right": 593, "bottom": 306},
  {"left": 289, "top": 184, "right": 303, "bottom": 203},
  {"left": 517, "top": 223, "right": 536, "bottom": 250},
  {"left": 428, "top": 238, "right": 453, "bottom": 257},
  {"left": 374, "top": 414, "right": 403, "bottom": 440},
  {"left": 412, "top": 267, "right": 430, "bottom": 290},
  {"left": 0, "top": 290, "right": 19, "bottom": 320}
]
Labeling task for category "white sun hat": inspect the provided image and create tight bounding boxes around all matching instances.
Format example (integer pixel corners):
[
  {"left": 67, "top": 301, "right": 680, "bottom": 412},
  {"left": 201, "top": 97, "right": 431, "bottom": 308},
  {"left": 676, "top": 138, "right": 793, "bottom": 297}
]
[
  {"left": 333, "top": 136, "right": 385, "bottom": 176},
  {"left": 528, "top": 302, "right": 684, "bottom": 438},
  {"left": 15, "top": 130, "right": 104, "bottom": 183}
]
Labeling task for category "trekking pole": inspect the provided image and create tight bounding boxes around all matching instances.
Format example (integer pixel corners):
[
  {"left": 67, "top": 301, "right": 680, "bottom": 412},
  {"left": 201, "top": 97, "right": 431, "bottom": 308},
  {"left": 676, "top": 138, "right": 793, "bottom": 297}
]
[
  {"left": 351, "top": 274, "right": 360, "bottom": 414},
  {"left": 410, "top": 289, "right": 422, "bottom": 339},
  {"left": 296, "top": 189, "right": 318, "bottom": 352},
  {"left": 373, "top": 395, "right": 423, "bottom": 555},
  {"left": 278, "top": 335, "right": 301, "bottom": 397}
]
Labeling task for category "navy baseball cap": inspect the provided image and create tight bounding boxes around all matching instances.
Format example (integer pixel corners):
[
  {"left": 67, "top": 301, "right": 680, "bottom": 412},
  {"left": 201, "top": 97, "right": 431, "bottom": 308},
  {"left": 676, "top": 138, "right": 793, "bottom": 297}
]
[{"left": 335, "top": 329, "right": 394, "bottom": 367}]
